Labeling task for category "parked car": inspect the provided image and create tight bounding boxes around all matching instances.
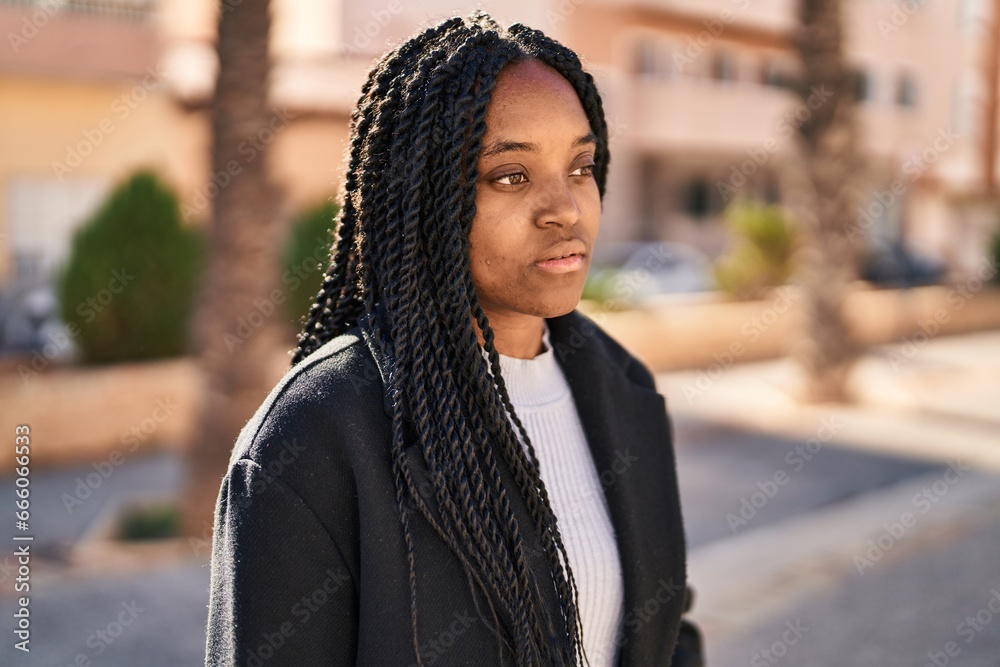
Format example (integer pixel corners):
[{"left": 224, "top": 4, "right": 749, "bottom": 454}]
[
  {"left": 587, "top": 241, "right": 715, "bottom": 305},
  {"left": 0, "top": 280, "right": 75, "bottom": 361},
  {"left": 860, "top": 239, "right": 945, "bottom": 288}
]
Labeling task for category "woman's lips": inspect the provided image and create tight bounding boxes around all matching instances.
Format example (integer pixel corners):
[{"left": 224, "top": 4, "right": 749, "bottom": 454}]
[{"left": 534, "top": 253, "right": 585, "bottom": 273}]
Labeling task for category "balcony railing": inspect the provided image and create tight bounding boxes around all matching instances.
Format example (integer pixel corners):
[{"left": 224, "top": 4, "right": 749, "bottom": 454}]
[{"left": 0, "top": 0, "right": 156, "bottom": 21}]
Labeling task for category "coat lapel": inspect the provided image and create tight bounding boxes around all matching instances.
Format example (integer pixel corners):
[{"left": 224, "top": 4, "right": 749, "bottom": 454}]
[
  {"left": 358, "top": 308, "right": 687, "bottom": 665},
  {"left": 547, "top": 311, "right": 688, "bottom": 666}
]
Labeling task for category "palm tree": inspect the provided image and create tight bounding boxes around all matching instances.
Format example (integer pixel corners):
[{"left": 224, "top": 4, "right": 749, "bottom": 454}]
[
  {"left": 182, "top": 0, "right": 288, "bottom": 538},
  {"left": 783, "top": 0, "right": 865, "bottom": 402}
]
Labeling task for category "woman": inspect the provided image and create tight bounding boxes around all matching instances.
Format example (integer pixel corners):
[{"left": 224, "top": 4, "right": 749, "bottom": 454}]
[{"left": 205, "top": 12, "right": 702, "bottom": 667}]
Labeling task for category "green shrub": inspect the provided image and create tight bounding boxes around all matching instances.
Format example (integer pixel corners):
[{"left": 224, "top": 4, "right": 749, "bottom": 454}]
[
  {"left": 713, "top": 198, "right": 796, "bottom": 300},
  {"left": 582, "top": 267, "right": 619, "bottom": 305},
  {"left": 116, "top": 500, "right": 180, "bottom": 541},
  {"left": 57, "top": 169, "right": 204, "bottom": 364},
  {"left": 281, "top": 199, "right": 338, "bottom": 329},
  {"left": 990, "top": 224, "right": 1000, "bottom": 285}
]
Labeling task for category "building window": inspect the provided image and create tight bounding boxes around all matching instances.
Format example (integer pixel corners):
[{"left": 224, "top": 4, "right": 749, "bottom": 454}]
[
  {"left": 7, "top": 177, "right": 108, "bottom": 284},
  {"left": 761, "top": 59, "right": 796, "bottom": 91},
  {"left": 896, "top": 72, "right": 918, "bottom": 108},
  {"left": 851, "top": 68, "right": 876, "bottom": 103},
  {"left": 681, "top": 177, "right": 724, "bottom": 220},
  {"left": 634, "top": 38, "right": 657, "bottom": 76},
  {"left": 711, "top": 51, "right": 736, "bottom": 84}
]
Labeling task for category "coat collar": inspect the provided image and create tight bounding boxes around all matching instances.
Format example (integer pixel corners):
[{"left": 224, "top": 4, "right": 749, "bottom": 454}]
[
  {"left": 357, "top": 308, "right": 687, "bottom": 665},
  {"left": 547, "top": 311, "right": 687, "bottom": 665}
]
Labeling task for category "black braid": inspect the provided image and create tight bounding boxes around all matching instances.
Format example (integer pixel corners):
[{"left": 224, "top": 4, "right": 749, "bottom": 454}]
[{"left": 290, "top": 12, "right": 610, "bottom": 666}]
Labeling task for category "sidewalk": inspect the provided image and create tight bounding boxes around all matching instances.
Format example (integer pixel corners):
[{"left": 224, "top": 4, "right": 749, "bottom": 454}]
[
  {"left": 656, "top": 329, "right": 1000, "bottom": 665},
  {"left": 656, "top": 328, "right": 1000, "bottom": 471}
]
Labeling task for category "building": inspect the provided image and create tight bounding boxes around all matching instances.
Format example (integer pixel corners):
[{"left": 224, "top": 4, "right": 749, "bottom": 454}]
[{"left": 0, "top": 0, "right": 995, "bottom": 289}]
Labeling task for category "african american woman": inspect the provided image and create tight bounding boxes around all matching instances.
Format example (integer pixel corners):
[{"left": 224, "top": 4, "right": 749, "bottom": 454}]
[{"left": 205, "top": 12, "right": 704, "bottom": 667}]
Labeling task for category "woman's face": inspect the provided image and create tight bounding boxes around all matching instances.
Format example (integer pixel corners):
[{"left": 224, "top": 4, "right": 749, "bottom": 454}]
[{"left": 468, "top": 58, "right": 601, "bottom": 323}]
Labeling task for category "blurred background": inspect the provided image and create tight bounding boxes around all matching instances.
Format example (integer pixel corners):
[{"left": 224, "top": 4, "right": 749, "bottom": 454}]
[{"left": 1, "top": 0, "right": 999, "bottom": 664}]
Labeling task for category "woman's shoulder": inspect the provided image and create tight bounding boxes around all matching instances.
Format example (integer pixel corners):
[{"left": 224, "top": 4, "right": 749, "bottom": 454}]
[{"left": 225, "top": 328, "right": 386, "bottom": 491}]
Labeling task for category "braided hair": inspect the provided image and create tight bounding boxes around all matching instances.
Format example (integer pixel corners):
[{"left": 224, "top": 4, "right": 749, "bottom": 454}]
[{"left": 290, "top": 12, "right": 610, "bottom": 666}]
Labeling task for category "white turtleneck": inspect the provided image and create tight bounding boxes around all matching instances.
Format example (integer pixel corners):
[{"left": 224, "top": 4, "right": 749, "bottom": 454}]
[{"left": 496, "top": 322, "right": 624, "bottom": 667}]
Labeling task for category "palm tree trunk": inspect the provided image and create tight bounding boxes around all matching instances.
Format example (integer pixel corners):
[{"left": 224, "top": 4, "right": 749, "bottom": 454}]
[
  {"left": 784, "top": 0, "right": 865, "bottom": 402},
  {"left": 182, "top": 0, "right": 288, "bottom": 539}
]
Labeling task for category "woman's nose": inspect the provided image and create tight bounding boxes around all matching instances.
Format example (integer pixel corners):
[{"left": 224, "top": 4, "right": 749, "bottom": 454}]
[{"left": 534, "top": 177, "right": 582, "bottom": 228}]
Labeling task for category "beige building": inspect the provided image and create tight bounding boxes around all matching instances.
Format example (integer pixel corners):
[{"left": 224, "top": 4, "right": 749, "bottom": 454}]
[{"left": 0, "top": 0, "right": 995, "bottom": 288}]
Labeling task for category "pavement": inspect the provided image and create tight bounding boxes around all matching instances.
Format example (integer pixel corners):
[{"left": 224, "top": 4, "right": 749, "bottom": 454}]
[
  {"left": 0, "top": 328, "right": 997, "bottom": 666},
  {"left": 656, "top": 328, "right": 1000, "bottom": 666}
]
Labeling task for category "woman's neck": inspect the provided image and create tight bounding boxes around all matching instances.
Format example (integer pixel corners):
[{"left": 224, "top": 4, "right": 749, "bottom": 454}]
[{"left": 473, "top": 311, "right": 545, "bottom": 359}]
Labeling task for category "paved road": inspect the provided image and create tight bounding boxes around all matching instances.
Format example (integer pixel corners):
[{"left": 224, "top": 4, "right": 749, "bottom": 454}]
[
  {"left": 695, "top": 470, "right": 1000, "bottom": 667},
  {"left": 672, "top": 415, "right": 940, "bottom": 548}
]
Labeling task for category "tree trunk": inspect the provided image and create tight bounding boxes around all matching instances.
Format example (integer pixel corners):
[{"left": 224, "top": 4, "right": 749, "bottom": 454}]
[
  {"left": 784, "top": 0, "right": 865, "bottom": 403},
  {"left": 181, "top": 0, "right": 288, "bottom": 542}
]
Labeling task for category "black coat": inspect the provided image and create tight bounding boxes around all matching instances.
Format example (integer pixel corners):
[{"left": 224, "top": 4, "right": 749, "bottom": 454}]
[{"left": 205, "top": 309, "right": 704, "bottom": 666}]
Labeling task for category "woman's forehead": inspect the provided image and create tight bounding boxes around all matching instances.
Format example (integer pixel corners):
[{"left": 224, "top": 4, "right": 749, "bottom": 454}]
[{"left": 484, "top": 60, "right": 589, "bottom": 138}]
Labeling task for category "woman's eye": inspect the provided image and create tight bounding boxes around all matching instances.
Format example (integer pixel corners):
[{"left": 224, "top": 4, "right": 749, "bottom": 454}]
[
  {"left": 494, "top": 171, "right": 528, "bottom": 186},
  {"left": 571, "top": 163, "right": 596, "bottom": 178}
]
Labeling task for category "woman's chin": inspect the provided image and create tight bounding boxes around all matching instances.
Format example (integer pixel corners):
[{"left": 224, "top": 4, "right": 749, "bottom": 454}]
[{"left": 532, "top": 293, "right": 586, "bottom": 319}]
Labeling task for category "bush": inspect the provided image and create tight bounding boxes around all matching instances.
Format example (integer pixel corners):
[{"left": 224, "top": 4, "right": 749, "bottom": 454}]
[
  {"left": 581, "top": 267, "right": 620, "bottom": 305},
  {"left": 116, "top": 500, "right": 180, "bottom": 541},
  {"left": 990, "top": 224, "right": 1000, "bottom": 285},
  {"left": 281, "top": 199, "right": 338, "bottom": 329},
  {"left": 57, "top": 170, "right": 204, "bottom": 364},
  {"left": 713, "top": 198, "right": 796, "bottom": 300}
]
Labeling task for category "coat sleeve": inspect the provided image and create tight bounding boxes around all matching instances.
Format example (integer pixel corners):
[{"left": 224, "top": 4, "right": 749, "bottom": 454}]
[{"left": 204, "top": 458, "right": 359, "bottom": 666}]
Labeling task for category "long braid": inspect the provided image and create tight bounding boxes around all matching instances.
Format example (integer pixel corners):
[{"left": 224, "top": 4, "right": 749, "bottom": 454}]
[
  {"left": 421, "top": 36, "right": 558, "bottom": 664},
  {"left": 394, "top": 31, "right": 548, "bottom": 662},
  {"left": 291, "top": 18, "right": 465, "bottom": 364},
  {"left": 436, "top": 34, "right": 584, "bottom": 664},
  {"left": 290, "top": 13, "right": 611, "bottom": 666}
]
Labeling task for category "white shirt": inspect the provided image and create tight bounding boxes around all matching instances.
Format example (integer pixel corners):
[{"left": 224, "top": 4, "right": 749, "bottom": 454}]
[{"left": 496, "top": 322, "right": 625, "bottom": 667}]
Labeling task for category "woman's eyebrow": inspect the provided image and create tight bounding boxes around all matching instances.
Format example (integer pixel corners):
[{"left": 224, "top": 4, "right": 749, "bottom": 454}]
[{"left": 480, "top": 132, "right": 597, "bottom": 159}]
